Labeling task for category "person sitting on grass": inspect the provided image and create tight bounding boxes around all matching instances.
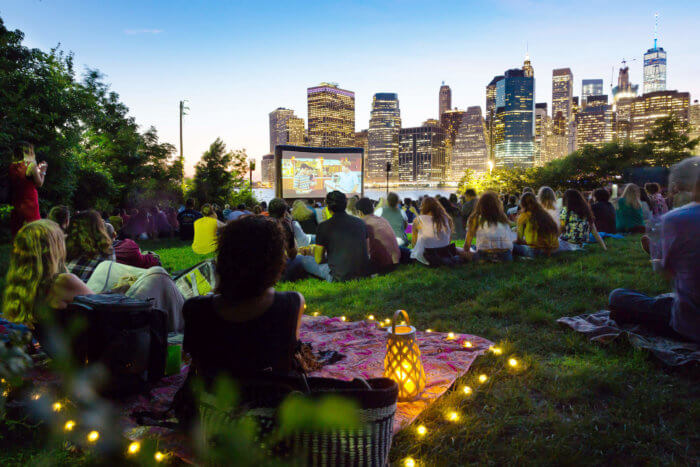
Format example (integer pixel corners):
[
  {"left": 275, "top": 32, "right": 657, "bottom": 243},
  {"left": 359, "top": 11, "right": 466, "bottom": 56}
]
[
  {"left": 292, "top": 199, "right": 318, "bottom": 235},
  {"left": 411, "top": 196, "right": 461, "bottom": 266},
  {"left": 378, "top": 192, "right": 408, "bottom": 246},
  {"left": 48, "top": 205, "right": 70, "bottom": 233},
  {"left": 609, "top": 156, "right": 700, "bottom": 343},
  {"left": 105, "top": 223, "right": 161, "bottom": 269},
  {"left": 590, "top": 188, "right": 616, "bottom": 234},
  {"left": 177, "top": 199, "right": 203, "bottom": 241},
  {"left": 315, "top": 191, "right": 369, "bottom": 282},
  {"left": 268, "top": 198, "right": 311, "bottom": 282},
  {"left": 356, "top": 197, "right": 401, "bottom": 274},
  {"left": 182, "top": 215, "right": 306, "bottom": 386},
  {"left": 645, "top": 182, "right": 668, "bottom": 218},
  {"left": 65, "top": 210, "right": 116, "bottom": 282},
  {"left": 192, "top": 203, "right": 224, "bottom": 255},
  {"left": 559, "top": 189, "right": 606, "bottom": 251},
  {"left": 463, "top": 191, "right": 513, "bottom": 263},
  {"left": 460, "top": 189, "right": 478, "bottom": 229},
  {"left": 513, "top": 193, "right": 559, "bottom": 257},
  {"left": 615, "top": 184, "right": 645, "bottom": 233},
  {"left": 537, "top": 186, "right": 559, "bottom": 225}
]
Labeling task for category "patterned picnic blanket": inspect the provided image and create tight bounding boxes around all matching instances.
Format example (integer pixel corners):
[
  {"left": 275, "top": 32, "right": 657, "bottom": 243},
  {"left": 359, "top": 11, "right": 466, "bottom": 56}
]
[
  {"left": 557, "top": 310, "right": 700, "bottom": 367},
  {"left": 7, "top": 316, "right": 492, "bottom": 462}
]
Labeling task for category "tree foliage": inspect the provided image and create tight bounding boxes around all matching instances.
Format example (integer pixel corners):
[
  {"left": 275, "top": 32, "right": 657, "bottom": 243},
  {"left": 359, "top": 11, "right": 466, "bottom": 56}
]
[
  {"left": 190, "top": 139, "right": 253, "bottom": 206},
  {"left": 0, "top": 17, "right": 182, "bottom": 214}
]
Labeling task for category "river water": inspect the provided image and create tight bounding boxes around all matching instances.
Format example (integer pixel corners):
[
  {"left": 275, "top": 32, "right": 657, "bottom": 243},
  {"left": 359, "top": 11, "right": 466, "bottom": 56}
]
[{"left": 253, "top": 187, "right": 459, "bottom": 203}]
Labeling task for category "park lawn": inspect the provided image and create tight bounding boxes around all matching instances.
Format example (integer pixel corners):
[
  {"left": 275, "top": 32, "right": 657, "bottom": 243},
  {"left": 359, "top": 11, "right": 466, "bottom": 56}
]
[{"left": 1, "top": 237, "right": 698, "bottom": 464}]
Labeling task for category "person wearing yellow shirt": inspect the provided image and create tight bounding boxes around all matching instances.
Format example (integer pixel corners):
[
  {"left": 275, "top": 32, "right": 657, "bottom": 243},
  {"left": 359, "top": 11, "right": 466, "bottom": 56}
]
[
  {"left": 192, "top": 204, "right": 225, "bottom": 255},
  {"left": 513, "top": 193, "right": 560, "bottom": 257}
]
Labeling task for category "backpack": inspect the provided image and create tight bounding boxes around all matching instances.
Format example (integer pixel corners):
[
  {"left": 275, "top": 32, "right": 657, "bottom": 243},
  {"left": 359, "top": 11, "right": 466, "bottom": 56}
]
[{"left": 35, "top": 294, "right": 167, "bottom": 397}]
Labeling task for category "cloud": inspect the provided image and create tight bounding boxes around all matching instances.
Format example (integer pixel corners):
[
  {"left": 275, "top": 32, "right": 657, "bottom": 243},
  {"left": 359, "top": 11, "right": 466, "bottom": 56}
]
[{"left": 124, "top": 28, "right": 163, "bottom": 35}]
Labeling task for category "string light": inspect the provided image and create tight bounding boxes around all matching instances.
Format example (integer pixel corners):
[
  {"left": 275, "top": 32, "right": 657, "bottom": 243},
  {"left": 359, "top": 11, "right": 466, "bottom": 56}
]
[
  {"left": 416, "top": 425, "right": 427, "bottom": 436},
  {"left": 155, "top": 451, "right": 166, "bottom": 462},
  {"left": 490, "top": 346, "right": 502, "bottom": 355},
  {"left": 87, "top": 430, "right": 99, "bottom": 443},
  {"left": 127, "top": 441, "right": 141, "bottom": 454},
  {"left": 425, "top": 329, "right": 433, "bottom": 333},
  {"left": 462, "top": 385, "right": 473, "bottom": 395},
  {"left": 508, "top": 358, "right": 518, "bottom": 367},
  {"left": 404, "top": 457, "right": 416, "bottom": 467},
  {"left": 447, "top": 332, "right": 455, "bottom": 340},
  {"left": 447, "top": 411, "right": 460, "bottom": 422},
  {"left": 462, "top": 341, "right": 473, "bottom": 348},
  {"left": 52, "top": 402, "right": 62, "bottom": 412},
  {"left": 312, "top": 311, "right": 320, "bottom": 316},
  {"left": 368, "top": 314, "right": 375, "bottom": 320},
  {"left": 64, "top": 420, "right": 75, "bottom": 431},
  {"left": 341, "top": 316, "right": 346, "bottom": 322},
  {"left": 478, "top": 374, "right": 488, "bottom": 383},
  {"left": 31, "top": 393, "right": 41, "bottom": 400},
  {"left": 384, "top": 318, "right": 391, "bottom": 324},
  {"left": 2, "top": 390, "right": 8, "bottom": 398}
]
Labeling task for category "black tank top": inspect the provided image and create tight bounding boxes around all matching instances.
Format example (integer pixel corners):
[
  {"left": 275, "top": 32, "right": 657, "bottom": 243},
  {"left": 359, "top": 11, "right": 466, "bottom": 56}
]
[{"left": 182, "top": 292, "right": 301, "bottom": 382}]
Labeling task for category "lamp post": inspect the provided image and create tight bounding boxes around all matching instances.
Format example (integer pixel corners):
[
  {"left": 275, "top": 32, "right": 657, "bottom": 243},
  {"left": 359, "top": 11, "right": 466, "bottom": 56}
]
[{"left": 386, "top": 161, "right": 391, "bottom": 195}]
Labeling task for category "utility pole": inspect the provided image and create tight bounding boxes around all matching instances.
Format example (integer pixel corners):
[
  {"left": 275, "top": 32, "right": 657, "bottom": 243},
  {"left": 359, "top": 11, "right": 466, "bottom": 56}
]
[
  {"left": 179, "top": 100, "right": 189, "bottom": 188},
  {"left": 385, "top": 161, "right": 391, "bottom": 195}
]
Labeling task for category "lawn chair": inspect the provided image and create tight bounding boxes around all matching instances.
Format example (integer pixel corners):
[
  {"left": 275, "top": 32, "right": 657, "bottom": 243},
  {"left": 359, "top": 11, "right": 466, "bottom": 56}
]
[{"left": 173, "top": 260, "right": 217, "bottom": 298}]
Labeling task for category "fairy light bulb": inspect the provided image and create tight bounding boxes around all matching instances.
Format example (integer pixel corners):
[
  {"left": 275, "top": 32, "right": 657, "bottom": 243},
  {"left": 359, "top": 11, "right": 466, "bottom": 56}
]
[
  {"left": 462, "top": 385, "right": 472, "bottom": 395},
  {"left": 447, "top": 332, "right": 455, "bottom": 340},
  {"left": 447, "top": 411, "right": 459, "bottom": 422},
  {"left": 404, "top": 457, "right": 416, "bottom": 467},
  {"left": 341, "top": 316, "right": 346, "bottom": 321},
  {"left": 312, "top": 311, "right": 319, "bottom": 316},
  {"left": 64, "top": 420, "right": 75, "bottom": 431},
  {"left": 463, "top": 341, "right": 473, "bottom": 348},
  {"left": 87, "top": 430, "right": 99, "bottom": 443},
  {"left": 368, "top": 314, "right": 375, "bottom": 320},
  {"left": 425, "top": 329, "right": 432, "bottom": 333},
  {"left": 478, "top": 374, "right": 488, "bottom": 383},
  {"left": 52, "top": 402, "right": 62, "bottom": 412},
  {"left": 127, "top": 441, "right": 141, "bottom": 454},
  {"left": 416, "top": 425, "right": 427, "bottom": 436},
  {"left": 490, "top": 346, "right": 502, "bottom": 355},
  {"left": 155, "top": 451, "right": 165, "bottom": 462},
  {"left": 508, "top": 358, "right": 518, "bottom": 367}
]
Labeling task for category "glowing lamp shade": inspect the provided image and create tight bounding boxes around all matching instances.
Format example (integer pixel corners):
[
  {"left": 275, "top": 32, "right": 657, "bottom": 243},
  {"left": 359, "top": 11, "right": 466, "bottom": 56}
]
[{"left": 384, "top": 310, "right": 426, "bottom": 401}]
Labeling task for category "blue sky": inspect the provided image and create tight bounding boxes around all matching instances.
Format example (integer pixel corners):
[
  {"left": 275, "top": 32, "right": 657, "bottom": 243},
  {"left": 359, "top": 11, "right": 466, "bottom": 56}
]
[{"left": 3, "top": 0, "right": 699, "bottom": 177}]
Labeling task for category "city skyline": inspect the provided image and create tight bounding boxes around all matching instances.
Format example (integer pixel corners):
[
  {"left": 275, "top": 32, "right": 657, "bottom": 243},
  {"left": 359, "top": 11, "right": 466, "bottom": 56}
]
[{"left": 4, "top": 1, "right": 700, "bottom": 178}]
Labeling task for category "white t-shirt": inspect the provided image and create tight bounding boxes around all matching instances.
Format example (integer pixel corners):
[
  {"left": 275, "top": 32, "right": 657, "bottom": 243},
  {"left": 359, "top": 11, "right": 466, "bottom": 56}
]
[
  {"left": 410, "top": 214, "right": 452, "bottom": 265},
  {"left": 336, "top": 171, "right": 360, "bottom": 193},
  {"left": 475, "top": 221, "right": 513, "bottom": 251}
]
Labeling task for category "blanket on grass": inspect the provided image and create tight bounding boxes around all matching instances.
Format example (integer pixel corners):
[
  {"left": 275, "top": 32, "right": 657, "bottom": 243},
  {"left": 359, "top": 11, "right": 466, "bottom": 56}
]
[
  {"left": 6, "top": 316, "right": 491, "bottom": 462},
  {"left": 557, "top": 310, "right": 700, "bottom": 367}
]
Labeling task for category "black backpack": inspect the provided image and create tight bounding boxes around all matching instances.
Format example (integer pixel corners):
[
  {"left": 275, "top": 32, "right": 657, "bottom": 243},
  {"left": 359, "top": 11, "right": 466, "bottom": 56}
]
[{"left": 35, "top": 294, "right": 168, "bottom": 397}]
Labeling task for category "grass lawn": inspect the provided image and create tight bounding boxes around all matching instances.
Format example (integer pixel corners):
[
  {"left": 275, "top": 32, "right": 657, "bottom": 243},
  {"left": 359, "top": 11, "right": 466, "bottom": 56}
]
[{"left": 1, "top": 237, "right": 698, "bottom": 464}]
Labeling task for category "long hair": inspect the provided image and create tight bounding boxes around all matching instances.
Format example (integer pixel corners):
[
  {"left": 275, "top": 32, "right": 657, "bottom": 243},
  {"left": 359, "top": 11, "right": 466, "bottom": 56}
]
[
  {"left": 65, "top": 210, "right": 113, "bottom": 261},
  {"left": 291, "top": 200, "right": 313, "bottom": 221},
  {"left": 563, "top": 189, "right": 594, "bottom": 222},
  {"left": 420, "top": 196, "right": 453, "bottom": 235},
  {"left": 2, "top": 220, "right": 66, "bottom": 325},
  {"left": 468, "top": 191, "right": 510, "bottom": 231},
  {"left": 537, "top": 186, "right": 557, "bottom": 210},
  {"left": 620, "top": 184, "right": 641, "bottom": 210},
  {"left": 346, "top": 197, "right": 359, "bottom": 216},
  {"left": 519, "top": 193, "right": 559, "bottom": 238}
]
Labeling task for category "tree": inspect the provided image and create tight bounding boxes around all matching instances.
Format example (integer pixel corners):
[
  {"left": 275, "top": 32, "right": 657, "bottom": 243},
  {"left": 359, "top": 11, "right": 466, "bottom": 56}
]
[
  {"left": 643, "top": 114, "right": 699, "bottom": 166},
  {"left": 192, "top": 138, "right": 235, "bottom": 205}
]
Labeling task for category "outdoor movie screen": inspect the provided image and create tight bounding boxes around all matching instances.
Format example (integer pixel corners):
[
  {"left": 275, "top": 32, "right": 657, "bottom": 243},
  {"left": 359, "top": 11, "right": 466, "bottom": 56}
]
[{"left": 279, "top": 148, "right": 363, "bottom": 199}]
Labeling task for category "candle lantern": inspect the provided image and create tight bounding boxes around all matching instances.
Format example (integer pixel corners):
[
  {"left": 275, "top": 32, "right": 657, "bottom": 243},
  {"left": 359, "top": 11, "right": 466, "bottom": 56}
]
[{"left": 384, "top": 310, "right": 426, "bottom": 401}]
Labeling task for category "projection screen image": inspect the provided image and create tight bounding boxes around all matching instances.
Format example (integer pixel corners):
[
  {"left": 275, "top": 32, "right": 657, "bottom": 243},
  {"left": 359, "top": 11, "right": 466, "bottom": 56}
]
[{"left": 280, "top": 149, "right": 363, "bottom": 198}]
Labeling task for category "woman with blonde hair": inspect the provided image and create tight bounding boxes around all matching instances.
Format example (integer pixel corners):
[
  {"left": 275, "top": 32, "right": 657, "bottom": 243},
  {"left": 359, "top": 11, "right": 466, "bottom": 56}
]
[
  {"left": 464, "top": 191, "right": 514, "bottom": 262},
  {"left": 291, "top": 199, "right": 318, "bottom": 235},
  {"left": 537, "top": 186, "right": 559, "bottom": 225},
  {"left": 2, "top": 220, "right": 92, "bottom": 327},
  {"left": 65, "top": 210, "right": 115, "bottom": 281},
  {"left": 615, "top": 184, "right": 645, "bottom": 233},
  {"left": 411, "top": 196, "right": 459, "bottom": 266}
]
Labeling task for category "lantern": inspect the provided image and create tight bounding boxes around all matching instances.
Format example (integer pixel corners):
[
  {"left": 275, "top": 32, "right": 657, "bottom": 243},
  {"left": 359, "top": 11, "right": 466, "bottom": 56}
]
[{"left": 384, "top": 310, "right": 426, "bottom": 401}]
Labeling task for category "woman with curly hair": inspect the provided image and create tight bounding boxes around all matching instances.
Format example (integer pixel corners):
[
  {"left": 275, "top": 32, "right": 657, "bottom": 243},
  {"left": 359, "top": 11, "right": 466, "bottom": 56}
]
[
  {"left": 2, "top": 220, "right": 92, "bottom": 328},
  {"left": 513, "top": 193, "right": 560, "bottom": 257},
  {"left": 65, "top": 210, "right": 115, "bottom": 281},
  {"left": 182, "top": 215, "right": 306, "bottom": 384}
]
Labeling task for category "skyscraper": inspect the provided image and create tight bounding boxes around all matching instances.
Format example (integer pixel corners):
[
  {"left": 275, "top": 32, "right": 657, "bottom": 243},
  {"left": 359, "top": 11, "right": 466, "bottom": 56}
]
[
  {"left": 399, "top": 124, "right": 446, "bottom": 183},
  {"left": 628, "top": 90, "right": 690, "bottom": 142},
  {"left": 307, "top": 83, "right": 355, "bottom": 147},
  {"left": 690, "top": 100, "right": 700, "bottom": 143},
  {"left": 575, "top": 95, "right": 613, "bottom": 148},
  {"left": 269, "top": 108, "right": 304, "bottom": 152},
  {"left": 581, "top": 79, "right": 604, "bottom": 104},
  {"left": 534, "top": 103, "right": 548, "bottom": 165},
  {"left": 493, "top": 68, "right": 535, "bottom": 168},
  {"left": 612, "top": 61, "right": 639, "bottom": 105},
  {"left": 522, "top": 54, "right": 534, "bottom": 78},
  {"left": 485, "top": 75, "right": 505, "bottom": 163},
  {"left": 367, "top": 93, "right": 401, "bottom": 183},
  {"left": 643, "top": 15, "right": 667, "bottom": 94},
  {"left": 440, "top": 109, "right": 467, "bottom": 181},
  {"left": 261, "top": 153, "right": 275, "bottom": 187},
  {"left": 439, "top": 83, "right": 451, "bottom": 118},
  {"left": 453, "top": 106, "right": 488, "bottom": 174},
  {"left": 552, "top": 68, "right": 573, "bottom": 136}
]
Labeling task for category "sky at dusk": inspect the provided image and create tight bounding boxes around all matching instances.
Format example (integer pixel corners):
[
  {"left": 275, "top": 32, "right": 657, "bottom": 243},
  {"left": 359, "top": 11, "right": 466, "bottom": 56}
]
[{"left": 3, "top": 0, "right": 700, "bottom": 178}]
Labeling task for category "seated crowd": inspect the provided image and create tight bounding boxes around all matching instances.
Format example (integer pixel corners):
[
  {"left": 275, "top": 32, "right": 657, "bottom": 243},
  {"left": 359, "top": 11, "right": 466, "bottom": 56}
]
[{"left": 2, "top": 156, "right": 698, "bottom": 402}]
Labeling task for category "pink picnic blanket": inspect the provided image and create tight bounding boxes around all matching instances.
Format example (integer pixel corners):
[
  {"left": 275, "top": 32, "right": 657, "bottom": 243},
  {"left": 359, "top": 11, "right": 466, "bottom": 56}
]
[{"left": 301, "top": 316, "right": 493, "bottom": 432}]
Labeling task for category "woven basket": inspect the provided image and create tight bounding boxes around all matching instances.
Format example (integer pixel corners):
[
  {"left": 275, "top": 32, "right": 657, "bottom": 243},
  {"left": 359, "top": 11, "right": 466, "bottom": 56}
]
[{"left": 199, "top": 376, "right": 398, "bottom": 466}]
